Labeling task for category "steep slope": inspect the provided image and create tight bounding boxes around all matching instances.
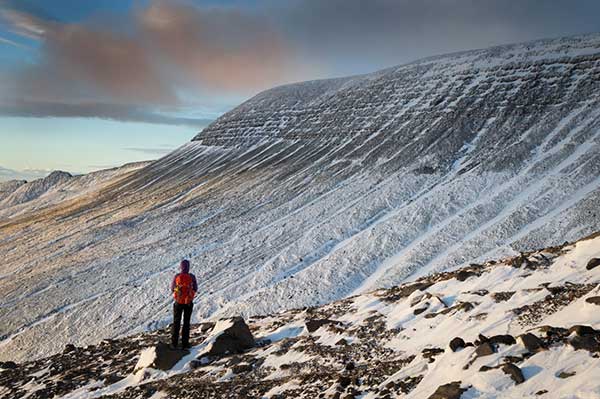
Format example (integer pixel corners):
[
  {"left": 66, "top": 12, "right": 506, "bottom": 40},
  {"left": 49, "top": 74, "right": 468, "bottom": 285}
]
[
  {"left": 0, "top": 33, "right": 599, "bottom": 363},
  {"left": 1, "top": 231, "right": 599, "bottom": 398}
]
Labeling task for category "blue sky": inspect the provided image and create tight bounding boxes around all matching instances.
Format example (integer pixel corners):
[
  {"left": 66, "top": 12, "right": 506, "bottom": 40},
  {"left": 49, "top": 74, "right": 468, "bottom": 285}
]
[{"left": 1, "top": 0, "right": 600, "bottom": 179}]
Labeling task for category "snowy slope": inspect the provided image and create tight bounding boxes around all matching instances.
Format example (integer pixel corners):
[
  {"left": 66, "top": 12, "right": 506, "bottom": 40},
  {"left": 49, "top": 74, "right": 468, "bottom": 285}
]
[
  {"left": 1, "top": 231, "right": 599, "bottom": 398},
  {"left": 0, "top": 33, "right": 599, "bottom": 363}
]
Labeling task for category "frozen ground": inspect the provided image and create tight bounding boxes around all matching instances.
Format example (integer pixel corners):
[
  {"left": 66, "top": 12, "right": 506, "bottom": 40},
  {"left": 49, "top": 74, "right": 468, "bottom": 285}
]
[{"left": 0, "top": 33, "right": 599, "bottom": 363}]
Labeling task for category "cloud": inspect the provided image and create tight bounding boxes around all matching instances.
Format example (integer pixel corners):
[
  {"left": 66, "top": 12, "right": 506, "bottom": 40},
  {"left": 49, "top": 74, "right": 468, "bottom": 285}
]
[
  {"left": 0, "top": 99, "right": 213, "bottom": 127},
  {"left": 0, "top": 165, "right": 50, "bottom": 182},
  {"left": 0, "top": 0, "right": 599, "bottom": 125},
  {"left": 124, "top": 146, "right": 176, "bottom": 156},
  {"left": 0, "top": 1, "right": 312, "bottom": 125}
]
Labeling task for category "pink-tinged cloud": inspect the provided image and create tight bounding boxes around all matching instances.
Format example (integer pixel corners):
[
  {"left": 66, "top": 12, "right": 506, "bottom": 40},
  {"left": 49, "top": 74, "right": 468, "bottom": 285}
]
[
  {"left": 138, "top": 1, "right": 301, "bottom": 93},
  {"left": 0, "top": 1, "right": 315, "bottom": 124}
]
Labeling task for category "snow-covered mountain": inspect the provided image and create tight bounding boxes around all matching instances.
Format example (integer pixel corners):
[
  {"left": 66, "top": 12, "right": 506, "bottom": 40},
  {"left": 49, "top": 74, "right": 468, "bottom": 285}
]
[
  {"left": 1, "top": 33, "right": 600, "bottom": 363},
  {"left": 2, "top": 231, "right": 599, "bottom": 398}
]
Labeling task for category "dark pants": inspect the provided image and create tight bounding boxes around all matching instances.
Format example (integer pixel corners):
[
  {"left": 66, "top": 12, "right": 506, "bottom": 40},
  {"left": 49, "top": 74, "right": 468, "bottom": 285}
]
[{"left": 171, "top": 302, "right": 193, "bottom": 348}]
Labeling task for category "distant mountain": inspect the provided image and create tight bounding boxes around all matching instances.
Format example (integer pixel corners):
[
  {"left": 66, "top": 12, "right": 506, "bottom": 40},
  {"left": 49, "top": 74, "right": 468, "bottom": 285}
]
[
  {"left": 0, "top": 166, "right": 49, "bottom": 183},
  {"left": 0, "top": 33, "right": 599, "bottom": 363},
  {"left": 2, "top": 231, "right": 599, "bottom": 398}
]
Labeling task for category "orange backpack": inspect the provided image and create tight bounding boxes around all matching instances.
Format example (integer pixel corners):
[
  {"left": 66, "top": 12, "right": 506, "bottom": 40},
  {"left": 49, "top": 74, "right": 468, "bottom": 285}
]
[{"left": 173, "top": 273, "right": 195, "bottom": 304}]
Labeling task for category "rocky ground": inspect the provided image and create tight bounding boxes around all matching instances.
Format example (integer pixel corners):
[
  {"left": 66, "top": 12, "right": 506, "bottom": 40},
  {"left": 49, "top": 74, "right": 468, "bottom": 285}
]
[{"left": 1, "top": 231, "right": 599, "bottom": 398}]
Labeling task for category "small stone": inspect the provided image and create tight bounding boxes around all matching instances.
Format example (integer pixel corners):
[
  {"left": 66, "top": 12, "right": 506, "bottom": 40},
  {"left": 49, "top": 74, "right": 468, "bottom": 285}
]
[
  {"left": 449, "top": 337, "right": 466, "bottom": 352},
  {"left": 306, "top": 319, "right": 340, "bottom": 333},
  {"left": 586, "top": 258, "right": 600, "bottom": 270},
  {"left": 535, "top": 390, "right": 548, "bottom": 395},
  {"left": 63, "top": 344, "right": 76, "bottom": 353},
  {"left": 337, "top": 375, "right": 351, "bottom": 388},
  {"left": 345, "top": 362, "right": 355, "bottom": 371},
  {"left": 502, "top": 363, "right": 525, "bottom": 384},
  {"left": 557, "top": 371, "right": 576, "bottom": 379},
  {"left": 585, "top": 296, "right": 600, "bottom": 305},
  {"left": 0, "top": 361, "right": 17, "bottom": 369},
  {"left": 336, "top": 338, "right": 349, "bottom": 346},
  {"left": 428, "top": 381, "right": 468, "bottom": 399},
  {"left": 232, "top": 363, "right": 253, "bottom": 374},
  {"left": 413, "top": 306, "right": 428, "bottom": 315}
]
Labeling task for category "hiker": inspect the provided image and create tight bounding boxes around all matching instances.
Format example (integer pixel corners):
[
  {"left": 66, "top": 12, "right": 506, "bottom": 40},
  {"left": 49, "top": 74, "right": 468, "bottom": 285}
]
[{"left": 171, "top": 259, "right": 197, "bottom": 349}]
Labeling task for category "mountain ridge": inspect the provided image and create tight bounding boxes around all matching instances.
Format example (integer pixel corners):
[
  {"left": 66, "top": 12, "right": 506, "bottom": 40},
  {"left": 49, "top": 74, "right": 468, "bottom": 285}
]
[{"left": 0, "top": 32, "right": 599, "bottom": 363}]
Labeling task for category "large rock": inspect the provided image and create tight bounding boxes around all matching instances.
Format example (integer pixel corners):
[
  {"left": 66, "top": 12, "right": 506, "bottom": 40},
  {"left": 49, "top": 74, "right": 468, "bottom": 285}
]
[
  {"left": 428, "top": 381, "right": 468, "bottom": 399},
  {"left": 489, "top": 335, "right": 516, "bottom": 346},
  {"left": 475, "top": 342, "right": 495, "bottom": 357},
  {"left": 518, "top": 333, "right": 545, "bottom": 353},
  {"left": 205, "top": 317, "right": 255, "bottom": 356},
  {"left": 135, "top": 342, "right": 189, "bottom": 372},
  {"left": 568, "top": 325, "right": 597, "bottom": 336},
  {"left": 449, "top": 337, "right": 466, "bottom": 352},
  {"left": 569, "top": 336, "right": 600, "bottom": 352}
]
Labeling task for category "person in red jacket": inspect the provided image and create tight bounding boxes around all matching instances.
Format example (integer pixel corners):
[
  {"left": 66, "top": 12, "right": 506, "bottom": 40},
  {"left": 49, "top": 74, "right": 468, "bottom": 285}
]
[{"left": 171, "top": 259, "right": 198, "bottom": 349}]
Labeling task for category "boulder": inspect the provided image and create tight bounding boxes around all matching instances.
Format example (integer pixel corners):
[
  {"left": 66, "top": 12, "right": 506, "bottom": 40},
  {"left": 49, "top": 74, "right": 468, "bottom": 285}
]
[
  {"left": 449, "top": 337, "right": 466, "bottom": 352},
  {"left": 489, "top": 334, "right": 516, "bottom": 346},
  {"left": 586, "top": 258, "right": 600, "bottom": 270},
  {"left": 585, "top": 296, "right": 600, "bottom": 305},
  {"left": 502, "top": 363, "right": 525, "bottom": 384},
  {"left": 428, "top": 381, "right": 468, "bottom": 399},
  {"left": 206, "top": 317, "right": 255, "bottom": 356},
  {"left": 306, "top": 319, "right": 341, "bottom": 333},
  {"left": 518, "top": 333, "right": 544, "bottom": 353},
  {"left": 569, "top": 335, "right": 600, "bottom": 352},
  {"left": 568, "top": 325, "right": 597, "bottom": 336},
  {"left": 456, "top": 270, "right": 476, "bottom": 282},
  {"left": 475, "top": 342, "right": 495, "bottom": 357},
  {"left": 149, "top": 342, "right": 189, "bottom": 371}
]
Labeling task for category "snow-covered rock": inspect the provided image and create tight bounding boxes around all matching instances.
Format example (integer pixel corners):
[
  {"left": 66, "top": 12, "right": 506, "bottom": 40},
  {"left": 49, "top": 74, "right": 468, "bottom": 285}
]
[{"left": 1, "top": 231, "right": 599, "bottom": 398}]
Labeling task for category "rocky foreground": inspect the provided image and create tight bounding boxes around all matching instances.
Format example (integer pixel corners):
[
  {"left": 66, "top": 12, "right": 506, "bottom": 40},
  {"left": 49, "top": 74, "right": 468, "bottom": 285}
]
[{"left": 1, "top": 231, "right": 600, "bottom": 399}]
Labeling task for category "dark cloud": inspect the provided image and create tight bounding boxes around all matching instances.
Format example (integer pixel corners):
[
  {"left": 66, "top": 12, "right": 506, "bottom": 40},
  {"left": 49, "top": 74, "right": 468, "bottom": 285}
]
[
  {"left": 0, "top": 100, "right": 212, "bottom": 127},
  {"left": 277, "top": 0, "right": 600, "bottom": 75},
  {"left": 0, "top": 0, "right": 599, "bottom": 124}
]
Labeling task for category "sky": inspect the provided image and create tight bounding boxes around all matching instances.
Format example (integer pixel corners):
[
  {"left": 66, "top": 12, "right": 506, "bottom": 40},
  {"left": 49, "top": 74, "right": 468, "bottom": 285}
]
[{"left": 1, "top": 0, "right": 600, "bottom": 180}]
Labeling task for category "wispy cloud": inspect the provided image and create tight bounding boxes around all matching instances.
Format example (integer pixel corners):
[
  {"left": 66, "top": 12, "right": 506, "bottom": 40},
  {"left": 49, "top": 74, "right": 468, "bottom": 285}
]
[{"left": 124, "top": 146, "right": 176, "bottom": 156}]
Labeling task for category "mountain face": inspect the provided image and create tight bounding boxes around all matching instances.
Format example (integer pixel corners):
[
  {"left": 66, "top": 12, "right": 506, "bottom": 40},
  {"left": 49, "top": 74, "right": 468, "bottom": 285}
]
[
  {"left": 1, "top": 33, "right": 600, "bottom": 363},
  {"left": 2, "top": 232, "right": 599, "bottom": 398}
]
